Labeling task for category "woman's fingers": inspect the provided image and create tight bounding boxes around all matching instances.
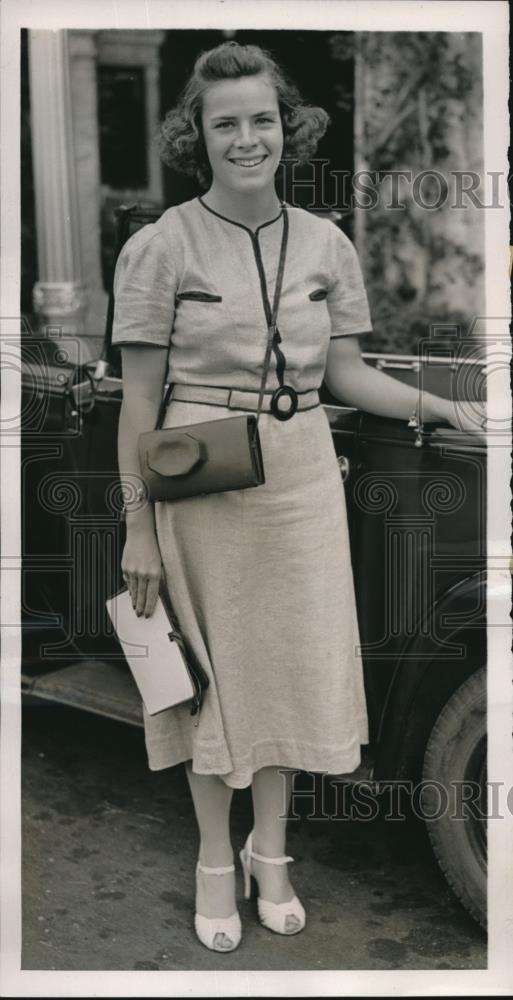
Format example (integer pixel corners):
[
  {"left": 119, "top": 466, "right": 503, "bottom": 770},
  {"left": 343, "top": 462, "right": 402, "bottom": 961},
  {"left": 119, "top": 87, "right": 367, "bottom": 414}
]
[
  {"left": 122, "top": 568, "right": 162, "bottom": 617},
  {"left": 121, "top": 567, "right": 146, "bottom": 611},
  {"left": 144, "top": 570, "right": 162, "bottom": 618},
  {"left": 134, "top": 574, "right": 149, "bottom": 616},
  {"left": 121, "top": 535, "right": 163, "bottom": 616}
]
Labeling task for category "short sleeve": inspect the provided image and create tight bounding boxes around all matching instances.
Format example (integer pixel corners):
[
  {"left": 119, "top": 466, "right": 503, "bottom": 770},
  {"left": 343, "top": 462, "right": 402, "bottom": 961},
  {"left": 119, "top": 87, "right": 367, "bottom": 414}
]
[
  {"left": 327, "top": 226, "right": 373, "bottom": 339},
  {"left": 111, "top": 225, "right": 178, "bottom": 348}
]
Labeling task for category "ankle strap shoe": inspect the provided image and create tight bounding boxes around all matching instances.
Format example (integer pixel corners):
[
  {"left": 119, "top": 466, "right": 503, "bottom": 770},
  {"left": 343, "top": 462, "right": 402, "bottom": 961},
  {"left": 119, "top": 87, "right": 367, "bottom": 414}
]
[
  {"left": 194, "top": 861, "right": 242, "bottom": 952},
  {"left": 239, "top": 831, "right": 306, "bottom": 935}
]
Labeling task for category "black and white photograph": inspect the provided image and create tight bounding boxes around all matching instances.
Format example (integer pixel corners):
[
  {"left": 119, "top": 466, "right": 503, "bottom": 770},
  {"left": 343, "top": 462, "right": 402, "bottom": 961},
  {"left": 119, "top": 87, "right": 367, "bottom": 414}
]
[{"left": 1, "top": 0, "right": 511, "bottom": 995}]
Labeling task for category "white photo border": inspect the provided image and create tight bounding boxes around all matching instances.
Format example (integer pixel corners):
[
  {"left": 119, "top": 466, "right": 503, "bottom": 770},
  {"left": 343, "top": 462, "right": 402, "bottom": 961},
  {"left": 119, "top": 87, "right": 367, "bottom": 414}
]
[{"left": 1, "top": 1, "right": 511, "bottom": 996}]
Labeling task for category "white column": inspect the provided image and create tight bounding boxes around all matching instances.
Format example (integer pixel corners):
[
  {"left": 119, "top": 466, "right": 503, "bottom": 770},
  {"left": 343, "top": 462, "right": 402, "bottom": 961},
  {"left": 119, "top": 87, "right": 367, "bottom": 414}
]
[
  {"left": 68, "top": 30, "right": 108, "bottom": 343},
  {"left": 28, "top": 30, "right": 87, "bottom": 339}
]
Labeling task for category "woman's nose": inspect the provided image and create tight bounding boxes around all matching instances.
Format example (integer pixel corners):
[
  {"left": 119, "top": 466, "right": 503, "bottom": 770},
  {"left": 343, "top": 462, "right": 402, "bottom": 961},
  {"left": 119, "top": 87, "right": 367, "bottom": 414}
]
[{"left": 233, "top": 122, "right": 258, "bottom": 146}]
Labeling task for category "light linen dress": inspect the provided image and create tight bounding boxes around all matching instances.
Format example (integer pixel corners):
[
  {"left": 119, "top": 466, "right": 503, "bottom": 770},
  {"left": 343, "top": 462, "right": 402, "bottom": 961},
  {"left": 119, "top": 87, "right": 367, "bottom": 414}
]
[{"left": 112, "top": 196, "right": 372, "bottom": 789}]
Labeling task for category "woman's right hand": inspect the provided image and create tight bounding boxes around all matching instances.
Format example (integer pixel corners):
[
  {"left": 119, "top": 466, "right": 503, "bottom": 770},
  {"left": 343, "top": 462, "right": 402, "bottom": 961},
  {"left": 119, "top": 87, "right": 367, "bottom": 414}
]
[{"left": 121, "top": 529, "right": 163, "bottom": 618}]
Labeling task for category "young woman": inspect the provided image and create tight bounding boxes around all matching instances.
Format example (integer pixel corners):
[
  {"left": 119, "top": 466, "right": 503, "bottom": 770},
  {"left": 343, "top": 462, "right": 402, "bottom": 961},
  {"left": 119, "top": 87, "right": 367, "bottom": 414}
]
[{"left": 111, "top": 41, "right": 486, "bottom": 953}]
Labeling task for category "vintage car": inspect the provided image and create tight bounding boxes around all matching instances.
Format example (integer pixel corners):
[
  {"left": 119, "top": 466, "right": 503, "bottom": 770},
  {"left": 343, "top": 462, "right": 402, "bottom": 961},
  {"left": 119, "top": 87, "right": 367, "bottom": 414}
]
[{"left": 21, "top": 206, "right": 488, "bottom": 929}]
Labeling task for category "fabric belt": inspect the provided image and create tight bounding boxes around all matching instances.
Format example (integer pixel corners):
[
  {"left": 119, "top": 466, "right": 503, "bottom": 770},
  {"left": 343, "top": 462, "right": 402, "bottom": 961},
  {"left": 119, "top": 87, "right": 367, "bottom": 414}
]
[{"left": 169, "top": 383, "right": 320, "bottom": 418}]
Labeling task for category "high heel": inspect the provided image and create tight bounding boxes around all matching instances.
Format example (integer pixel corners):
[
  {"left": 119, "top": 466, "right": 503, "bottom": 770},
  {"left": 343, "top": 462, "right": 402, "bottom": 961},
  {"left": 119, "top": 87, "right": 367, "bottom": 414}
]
[
  {"left": 194, "top": 861, "right": 242, "bottom": 952},
  {"left": 239, "top": 831, "right": 306, "bottom": 935}
]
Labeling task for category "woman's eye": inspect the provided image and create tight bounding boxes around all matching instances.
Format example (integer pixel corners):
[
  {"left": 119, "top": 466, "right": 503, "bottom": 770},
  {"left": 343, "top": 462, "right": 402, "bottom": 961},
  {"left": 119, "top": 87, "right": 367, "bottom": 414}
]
[{"left": 214, "top": 118, "right": 274, "bottom": 129}]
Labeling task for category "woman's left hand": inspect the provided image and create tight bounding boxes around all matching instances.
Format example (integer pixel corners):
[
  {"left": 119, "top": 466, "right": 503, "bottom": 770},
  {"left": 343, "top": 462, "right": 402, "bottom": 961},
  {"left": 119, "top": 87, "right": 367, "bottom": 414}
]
[{"left": 439, "top": 398, "right": 487, "bottom": 443}]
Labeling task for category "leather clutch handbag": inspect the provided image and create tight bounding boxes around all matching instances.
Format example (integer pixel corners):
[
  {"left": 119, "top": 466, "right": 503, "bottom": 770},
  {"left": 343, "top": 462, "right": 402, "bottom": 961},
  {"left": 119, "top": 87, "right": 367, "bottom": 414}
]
[
  {"left": 139, "top": 413, "right": 264, "bottom": 502},
  {"left": 105, "top": 584, "right": 209, "bottom": 717}
]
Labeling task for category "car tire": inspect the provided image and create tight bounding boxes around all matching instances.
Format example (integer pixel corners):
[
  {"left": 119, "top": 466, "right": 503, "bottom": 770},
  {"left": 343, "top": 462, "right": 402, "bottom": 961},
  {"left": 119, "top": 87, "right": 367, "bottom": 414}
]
[{"left": 421, "top": 667, "right": 487, "bottom": 929}]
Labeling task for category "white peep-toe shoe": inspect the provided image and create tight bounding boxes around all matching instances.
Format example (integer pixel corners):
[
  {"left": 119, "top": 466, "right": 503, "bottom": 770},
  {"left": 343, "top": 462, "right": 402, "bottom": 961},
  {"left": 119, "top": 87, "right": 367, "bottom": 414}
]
[
  {"left": 194, "top": 861, "right": 242, "bottom": 952},
  {"left": 239, "top": 831, "right": 306, "bottom": 935}
]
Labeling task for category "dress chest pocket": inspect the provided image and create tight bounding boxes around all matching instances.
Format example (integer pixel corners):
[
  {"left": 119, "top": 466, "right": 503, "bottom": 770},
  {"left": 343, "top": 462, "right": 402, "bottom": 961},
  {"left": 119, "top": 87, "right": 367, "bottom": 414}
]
[
  {"left": 308, "top": 288, "right": 328, "bottom": 302},
  {"left": 304, "top": 287, "right": 332, "bottom": 345},
  {"left": 176, "top": 290, "right": 223, "bottom": 303},
  {"left": 173, "top": 286, "right": 226, "bottom": 347}
]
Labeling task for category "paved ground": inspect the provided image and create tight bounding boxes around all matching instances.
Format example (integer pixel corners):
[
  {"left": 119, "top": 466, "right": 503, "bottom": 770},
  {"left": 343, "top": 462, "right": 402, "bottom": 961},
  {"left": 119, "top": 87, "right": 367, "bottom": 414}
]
[{"left": 22, "top": 703, "right": 486, "bottom": 971}]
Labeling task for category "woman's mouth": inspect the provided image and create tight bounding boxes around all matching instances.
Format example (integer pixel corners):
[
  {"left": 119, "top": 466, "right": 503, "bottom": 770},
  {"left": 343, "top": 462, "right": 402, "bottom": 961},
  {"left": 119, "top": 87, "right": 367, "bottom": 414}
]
[{"left": 228, "top": 155, "right": 267, "bottom": 168}]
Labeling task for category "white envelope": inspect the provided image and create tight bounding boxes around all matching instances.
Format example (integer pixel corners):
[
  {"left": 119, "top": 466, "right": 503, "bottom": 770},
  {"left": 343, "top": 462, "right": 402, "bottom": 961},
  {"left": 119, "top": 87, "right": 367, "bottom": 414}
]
[{"left": 105, "top": 587, "right": 195, "bottom": 715}]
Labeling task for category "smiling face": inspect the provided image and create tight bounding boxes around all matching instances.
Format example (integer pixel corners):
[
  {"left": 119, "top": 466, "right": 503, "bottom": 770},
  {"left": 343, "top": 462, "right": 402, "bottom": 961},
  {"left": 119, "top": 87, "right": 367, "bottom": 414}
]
[{"left": 200, "top": 73, "right": 284, "bottom": 197}]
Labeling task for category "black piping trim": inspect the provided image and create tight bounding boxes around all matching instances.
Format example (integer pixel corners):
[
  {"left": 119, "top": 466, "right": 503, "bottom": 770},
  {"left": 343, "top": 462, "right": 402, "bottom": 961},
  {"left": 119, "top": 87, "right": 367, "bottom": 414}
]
[
  {"left": 251, "top": 232, "right": 274, "bottom": 327},
  {"left": 176, "top": 291, "right": 223, "bottom": 302},
  {"left": 197, "top": 197, "right": 289, "bottom": 384},
  {"left": 197, "top": 196, "right": 284, "bottom": 235},
  {"left": 248, "top": 224, "right": 288, "bottom": 384},
  {"left": 112, "top": 340, "right": 170, "bottom": 348},
  {"left": 271, "top": 327, "right": 286, "bottom": 386},
  {"left": 330, "top": 329, "right": 373, "bottom": 339}
]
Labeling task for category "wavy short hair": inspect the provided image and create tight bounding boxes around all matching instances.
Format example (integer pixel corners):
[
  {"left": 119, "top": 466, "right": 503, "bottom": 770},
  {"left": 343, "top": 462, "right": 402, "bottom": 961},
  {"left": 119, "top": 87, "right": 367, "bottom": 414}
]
[{"left": 159, "top": 41, "right": 330, "bottom": 188}]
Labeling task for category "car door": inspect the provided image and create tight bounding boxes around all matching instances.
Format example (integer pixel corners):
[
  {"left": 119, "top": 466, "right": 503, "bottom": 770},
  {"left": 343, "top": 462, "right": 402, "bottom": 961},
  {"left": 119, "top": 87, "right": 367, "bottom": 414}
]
[{"left": 323, "top": 353, "right": 486, "bottom": 751}]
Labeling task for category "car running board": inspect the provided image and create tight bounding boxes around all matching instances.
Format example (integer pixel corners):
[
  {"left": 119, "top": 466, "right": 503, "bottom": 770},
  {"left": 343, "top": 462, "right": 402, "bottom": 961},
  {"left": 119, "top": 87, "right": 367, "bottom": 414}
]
[{"left": 21, "top": 661, "right": 144, "bottom": 727}]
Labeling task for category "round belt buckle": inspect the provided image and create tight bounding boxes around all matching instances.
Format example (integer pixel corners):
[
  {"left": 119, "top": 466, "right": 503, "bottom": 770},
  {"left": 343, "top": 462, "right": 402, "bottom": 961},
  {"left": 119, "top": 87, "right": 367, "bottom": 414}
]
[{"left": 270, "top": 385, "right": 299, "bottom": 421}]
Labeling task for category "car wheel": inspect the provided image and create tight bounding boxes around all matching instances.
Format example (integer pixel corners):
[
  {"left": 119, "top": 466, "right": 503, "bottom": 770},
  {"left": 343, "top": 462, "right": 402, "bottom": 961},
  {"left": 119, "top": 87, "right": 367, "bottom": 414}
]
[{"left": 421, "top": 667, "right": 486, "bottom": 929}]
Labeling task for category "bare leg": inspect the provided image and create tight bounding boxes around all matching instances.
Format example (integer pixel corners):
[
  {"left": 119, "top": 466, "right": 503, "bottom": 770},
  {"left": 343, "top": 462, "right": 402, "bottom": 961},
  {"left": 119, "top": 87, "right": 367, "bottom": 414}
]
[
  {"left": 185, "top": 762, "right": 237, "bottom": 949},
  {"left": 251, "top": 766, "right": 301, "bottom": 932}
]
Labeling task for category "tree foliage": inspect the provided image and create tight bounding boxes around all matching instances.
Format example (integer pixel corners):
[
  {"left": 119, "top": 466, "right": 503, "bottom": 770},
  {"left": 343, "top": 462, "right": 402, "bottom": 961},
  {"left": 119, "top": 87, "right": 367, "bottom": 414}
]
[{"left": 332, "top": 32, "right": 485, "bottom": 355}]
